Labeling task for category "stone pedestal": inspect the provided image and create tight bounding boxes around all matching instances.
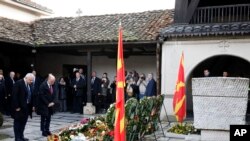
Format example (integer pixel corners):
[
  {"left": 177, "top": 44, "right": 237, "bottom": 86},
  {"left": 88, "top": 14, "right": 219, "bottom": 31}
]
[
  {"left": 192, "top": 77, "right": 249, "bottom": 141},
  {"left": 83, "top": 103, "right": 96, "bottom": 115}
]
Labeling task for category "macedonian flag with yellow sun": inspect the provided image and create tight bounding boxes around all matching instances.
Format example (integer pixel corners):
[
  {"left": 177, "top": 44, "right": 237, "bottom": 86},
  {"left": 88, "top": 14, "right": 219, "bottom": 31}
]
[
  {"left": 114, "top": 23, "right": 126, "bottom": 141},
  {"left": 173, "top": 52, "right": 186, "bottom": 123}
]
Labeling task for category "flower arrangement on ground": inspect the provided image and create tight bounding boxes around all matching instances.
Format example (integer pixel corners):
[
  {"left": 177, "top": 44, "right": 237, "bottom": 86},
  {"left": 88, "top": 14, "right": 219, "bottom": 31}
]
[{"left": 58, "top": 95, "right": 164, "bottom": 141}]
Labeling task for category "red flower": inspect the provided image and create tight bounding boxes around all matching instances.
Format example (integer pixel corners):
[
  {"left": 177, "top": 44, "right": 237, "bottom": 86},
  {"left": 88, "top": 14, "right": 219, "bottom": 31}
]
[
  {"left": 108, "top": 131, "right": 114, "bottom": 137},
  {"left": 80, "top": 118, "right": 90, "bottom": 124}
]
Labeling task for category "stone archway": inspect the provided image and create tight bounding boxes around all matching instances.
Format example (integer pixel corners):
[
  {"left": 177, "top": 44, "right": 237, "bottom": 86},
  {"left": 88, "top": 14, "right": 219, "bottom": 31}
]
[{"left": 186, "top": 55, "right": 250, "bottom": 117}]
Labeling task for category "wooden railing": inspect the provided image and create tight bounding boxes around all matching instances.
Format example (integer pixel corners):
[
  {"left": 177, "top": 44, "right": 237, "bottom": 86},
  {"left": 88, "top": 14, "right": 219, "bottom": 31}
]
[{"left": 190, "top": 4, "right": 250, "bottom": 24}]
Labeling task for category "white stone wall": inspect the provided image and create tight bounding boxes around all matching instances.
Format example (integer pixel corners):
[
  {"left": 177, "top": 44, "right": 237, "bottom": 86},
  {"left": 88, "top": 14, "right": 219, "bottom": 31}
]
[
  {"left": 192, "top": 77, "right": 248, "bottom": 130},
  {"left": 161, "top": 39, "right": 250, "bottom": 116},
  {"left": 0, "top": 0, "right": 48, "bottom": 22},
  {"left": 36, "top": 53, "right": 156, "bottom": 83}
]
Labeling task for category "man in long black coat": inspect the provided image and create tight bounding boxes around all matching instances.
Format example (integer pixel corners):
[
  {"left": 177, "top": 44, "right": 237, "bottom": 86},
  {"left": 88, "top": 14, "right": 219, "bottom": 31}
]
[
  {"left": 0, "top": 74, "right": 7, "bottom": 114},
  {"left": 91, "top": 71, "right": 102, "bottom": 113},
  {"left": 144, "top": 73, "right": 157, "bottom": 97},
  {"left": 71, "top": 71, "right": 86, "bottom": 113},
  {"left": 11, "top": 73, "right": 35, "bottom": 141},
  {"left": 5, "top": 71, "right": 15, "bottom": 115},
  {"left": 37, "top": 74, "right": 56, "bottom": 137},
  {"left": 31, "top": 70, "right": 42, "bottom": 108}
]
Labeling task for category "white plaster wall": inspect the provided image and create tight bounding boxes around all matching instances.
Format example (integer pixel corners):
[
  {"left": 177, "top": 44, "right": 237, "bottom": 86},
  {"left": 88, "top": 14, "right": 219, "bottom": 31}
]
[
  {"left": 0, "top": 1, "right": 44, "bottom": 22},
  {"left": 161, "top": 39, "right": 250, "bottom": 115},
  {"left": 36, "top": 53, "right": 156, "bottom": 83}
]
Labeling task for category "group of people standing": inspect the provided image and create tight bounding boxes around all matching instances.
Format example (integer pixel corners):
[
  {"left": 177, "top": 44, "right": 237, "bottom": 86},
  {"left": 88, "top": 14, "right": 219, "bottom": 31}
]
[
  {"left": 0, "top": 68, "right": 157, "bottom": 141},
  {"left": 203, "top": 69, "right": 229, "bottom": 77},
  {"left": 90, "top": 70, "right": 157, "bottom": 114},
  {"left": 0, "top": 69, "right": 57, "bottom": 141}
]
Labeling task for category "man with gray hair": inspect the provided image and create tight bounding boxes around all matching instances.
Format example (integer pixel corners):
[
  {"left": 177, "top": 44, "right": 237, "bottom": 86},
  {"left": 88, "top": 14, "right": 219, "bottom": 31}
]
[
  {"left": 11, "top": 73, "right": 35, "bottom": 141},
  {"left": 37, "top": 74, "right": 56, "bottom": 137},
  {"left": 144, "top": 73, "right": 157, "bottom": 97}
]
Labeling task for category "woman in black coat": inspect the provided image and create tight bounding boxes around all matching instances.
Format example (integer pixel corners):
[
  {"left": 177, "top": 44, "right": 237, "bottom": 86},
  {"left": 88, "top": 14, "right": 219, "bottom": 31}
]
[{"left": 58, "top": 77, "right": 67, "bottom": 112}]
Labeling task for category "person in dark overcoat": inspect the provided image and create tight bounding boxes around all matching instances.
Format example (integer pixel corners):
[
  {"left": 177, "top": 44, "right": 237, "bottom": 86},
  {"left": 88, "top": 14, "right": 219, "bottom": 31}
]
[
  {"left": 58, "top": 77, "right": 67, "bottom": 112},
  {"left": 11, "top": 73, "right": 35, "bottom": 141},
  {"left": 91, "top": 71, "right": 102, "bottom": 113},
  {"left": 0, "top": 74, "right": 7, "bottom": 114},
  {"left": 71, "top": 71, "right": 85, "bottom": 113},
  {"left": 5, "top": 71, "right": 15, "bottom": 115},
  {"left": 144, "top": 73, "right": 157, "bottom": 97},
  {"left": 36, "top": 74, "right": 56, "bottom": 137}
]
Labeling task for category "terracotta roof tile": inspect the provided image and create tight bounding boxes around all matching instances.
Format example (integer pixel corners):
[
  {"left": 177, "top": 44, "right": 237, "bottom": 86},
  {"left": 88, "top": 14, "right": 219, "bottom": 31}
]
[
  {"left": 0, "top": 17, "right": 33, "bottom": 44},
  {"left": 0, "top": 9, "right": 173, "bottom": 45},
  {"left": 32, "top": 10, "right": 173, "bottom": 45}
]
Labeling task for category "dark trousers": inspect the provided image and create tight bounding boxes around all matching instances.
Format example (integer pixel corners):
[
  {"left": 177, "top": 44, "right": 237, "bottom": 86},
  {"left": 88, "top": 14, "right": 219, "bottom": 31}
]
[
  {"left": 94, "top": 95, "right": 105, "bottom": 113},
  {"left": 73, "top": 96, "right": 82, "bottom": 113},
  {"left": 40, "top": 115, "right": 51, "bottom": 132},
  {"left": 14, "top": 117, "right": 28, "bottom": 141},
  {"left": 6, "top": 96, "right": 12, "bottom": 115}
]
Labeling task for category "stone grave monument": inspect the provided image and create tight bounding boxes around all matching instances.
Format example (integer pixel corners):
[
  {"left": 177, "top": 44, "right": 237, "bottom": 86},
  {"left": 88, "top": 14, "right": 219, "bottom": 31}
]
[{"left": 192, "top": 77, "right": 249, "bottom": 141}]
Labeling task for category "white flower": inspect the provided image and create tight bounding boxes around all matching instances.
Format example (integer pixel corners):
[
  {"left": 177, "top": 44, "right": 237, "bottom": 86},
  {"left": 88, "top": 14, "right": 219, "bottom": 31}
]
[
  {"left": 71, "top": 133, "right": 87, "bottom": 141},
  {"left": 95, "top": 120, "right": 102, "bottom": 126},
  {"left": 70, "top": 135, "right": 75, "bottom": 139}
]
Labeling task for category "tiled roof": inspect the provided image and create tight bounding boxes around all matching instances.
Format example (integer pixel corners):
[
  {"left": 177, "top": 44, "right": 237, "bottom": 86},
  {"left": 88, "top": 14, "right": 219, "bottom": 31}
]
[
  {"left": 0, "top": 17, "right": 33, "bottom": 44},
  {"left": 12, "top": 0, "right": 53, "bottom": 13},
  {"left": 0, "top": 9, "right": 173, "bottom": 45},
  {"left": 160, "top": 22, "right": 250, "bottom": 38},
  {"left": 32, "top": 10, "right": 173, "bottom": 45}
]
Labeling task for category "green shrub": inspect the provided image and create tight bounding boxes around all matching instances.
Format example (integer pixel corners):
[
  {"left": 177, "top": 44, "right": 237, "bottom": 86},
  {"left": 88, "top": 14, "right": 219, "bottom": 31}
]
[
  {"left": 0, "top": 112, "right": 3, "bottom": 127},
  {"left": 167, "top": 122, "right": 200, "bottom": 135}
]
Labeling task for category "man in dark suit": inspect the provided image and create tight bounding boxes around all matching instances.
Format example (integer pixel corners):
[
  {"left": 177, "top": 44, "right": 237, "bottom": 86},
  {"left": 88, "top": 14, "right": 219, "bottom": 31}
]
[
  {"left": 71, "top": 71, "right": 86, "bottom": 113},
  {"left": 37, "top": 74, "right": 56, "bottom": 137},
  {"left": 144, "top": 73, "right": 157, "bottom": 97},
  {"left": 5, "top": 71, "right": 15, "bottom": 115},
  {"left": 31, "top": 70, "right": 42, "bottom": 109},
  {"left": 0, "top": 74, "right": 7, "bottom": 114},
  {"left": 11, "top": 73, "right": 35, "bottom": 141},
  {"left": 91, "top": 71, "right": 102, "bottom": 113}
]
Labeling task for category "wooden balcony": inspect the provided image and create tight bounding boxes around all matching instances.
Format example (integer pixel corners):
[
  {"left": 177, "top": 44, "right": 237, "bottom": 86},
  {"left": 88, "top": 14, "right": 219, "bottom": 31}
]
[{"left": 190, "top": 4, "right": 250, "bottom": 24}]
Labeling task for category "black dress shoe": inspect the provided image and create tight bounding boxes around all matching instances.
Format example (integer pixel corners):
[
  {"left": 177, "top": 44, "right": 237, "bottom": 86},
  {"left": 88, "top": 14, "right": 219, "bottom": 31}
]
[
  {"left": 22, "top": 137, "right": 29, "bottom": 141},
  {"left": 42, "top": 132, "right": 48, "bottom": 137},
  {"left": 46, "top": 131, "right": 52, "bottom": 135},
  {"left": 15, "top": 138, "right": 24, "bottom": 141}
]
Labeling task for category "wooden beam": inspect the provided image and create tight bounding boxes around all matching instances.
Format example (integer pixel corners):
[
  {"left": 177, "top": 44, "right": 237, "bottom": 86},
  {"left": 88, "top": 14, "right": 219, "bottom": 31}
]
[
  {"left": 86, "top": 51, "right": 92, "bottom": 103},
  {"left": 156, "top": 41, "right": 161, "bottom": 95},
  {"left": 186, "top": 0, "right": 200, "bottom": 23},
  {"left": 174, "top": 0, "right": 188, "bottom": 23}
]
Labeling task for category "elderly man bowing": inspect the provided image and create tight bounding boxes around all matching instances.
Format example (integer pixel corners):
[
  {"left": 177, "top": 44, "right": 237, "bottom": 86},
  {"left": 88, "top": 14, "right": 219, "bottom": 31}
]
[
  {"left": 37, "top": 74, "right": 56, "bottom": 137},
  {"left": 11, "top": 73, "right": 35, "bottom": 141}
]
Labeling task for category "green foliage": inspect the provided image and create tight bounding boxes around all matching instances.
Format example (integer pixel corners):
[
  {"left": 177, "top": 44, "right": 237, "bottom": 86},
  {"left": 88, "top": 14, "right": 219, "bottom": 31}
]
[
  {"left": 105, "top": 103, "right": 115, "bottom": 130},
  {"left": 167, "top": 123, "right": 200, "bottom": 135},
  {"left": 0, "top": 112, "right": 3, "bottom": 127},
  {"left": 59, "top": 95, "right": 165, "bottom": 141}
]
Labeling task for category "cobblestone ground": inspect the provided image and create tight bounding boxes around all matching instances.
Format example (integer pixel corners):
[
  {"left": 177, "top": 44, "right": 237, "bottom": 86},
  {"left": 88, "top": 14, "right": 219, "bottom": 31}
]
[{"left": 0, "top": 112, "right": 184, "bottom": 141}]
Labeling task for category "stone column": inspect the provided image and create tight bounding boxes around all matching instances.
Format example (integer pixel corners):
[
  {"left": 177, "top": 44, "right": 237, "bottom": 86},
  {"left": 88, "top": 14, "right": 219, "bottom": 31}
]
[
  {"left": 192, "top": 77, "right": 249, "bottom": 141},
  {"left": 83, "top": 51, "right": 96, "bottom": 114}
]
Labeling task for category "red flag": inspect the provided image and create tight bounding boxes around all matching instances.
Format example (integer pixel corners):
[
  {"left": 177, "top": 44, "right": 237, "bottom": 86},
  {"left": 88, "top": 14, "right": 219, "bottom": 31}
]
[
  {"left": 114, "top": 23, "right": 126, "bottom": 141},
  {"left": 173, "top": 52, "right": 186, "bottom": 123}
]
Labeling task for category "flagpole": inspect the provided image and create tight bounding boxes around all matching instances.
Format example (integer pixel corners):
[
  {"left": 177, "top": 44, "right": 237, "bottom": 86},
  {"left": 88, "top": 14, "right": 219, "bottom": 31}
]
[{"left": 114, "top": 22, "right": 126, "bottom": 141}]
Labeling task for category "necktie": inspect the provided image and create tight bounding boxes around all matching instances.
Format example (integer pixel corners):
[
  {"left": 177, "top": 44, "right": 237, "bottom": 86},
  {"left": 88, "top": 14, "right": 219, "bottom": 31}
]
[
  {"left": 50, "top": 85, "right": 53, "bottom": 94},
  {"left": 27, "top": 84, "right": 31, "bottom": 103},
  {"left": 91, "top": 77, "right": 95, "bottom": 84}
]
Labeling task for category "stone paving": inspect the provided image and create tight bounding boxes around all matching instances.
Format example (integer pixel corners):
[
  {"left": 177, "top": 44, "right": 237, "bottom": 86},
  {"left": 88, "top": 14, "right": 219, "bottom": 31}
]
[{"left": 0, "top": 112, "right": 186, "bottom": 141}]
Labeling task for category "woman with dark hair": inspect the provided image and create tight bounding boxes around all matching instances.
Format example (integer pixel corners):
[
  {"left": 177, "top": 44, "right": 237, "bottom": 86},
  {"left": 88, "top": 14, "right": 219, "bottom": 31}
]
[{"left": 58, "top": 77, "right": 67, "bottom": 112}]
